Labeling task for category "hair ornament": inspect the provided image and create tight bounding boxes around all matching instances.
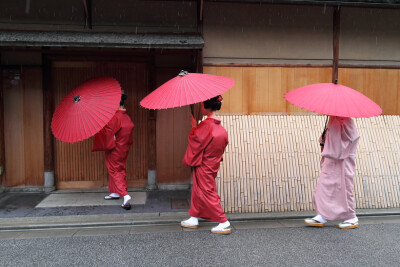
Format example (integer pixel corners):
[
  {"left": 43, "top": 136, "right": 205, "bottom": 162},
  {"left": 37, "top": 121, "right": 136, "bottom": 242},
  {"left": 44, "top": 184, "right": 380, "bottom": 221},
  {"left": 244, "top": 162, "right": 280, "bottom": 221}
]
[{"left": 217, "top": 95, "right": 223, "bottom": 102}]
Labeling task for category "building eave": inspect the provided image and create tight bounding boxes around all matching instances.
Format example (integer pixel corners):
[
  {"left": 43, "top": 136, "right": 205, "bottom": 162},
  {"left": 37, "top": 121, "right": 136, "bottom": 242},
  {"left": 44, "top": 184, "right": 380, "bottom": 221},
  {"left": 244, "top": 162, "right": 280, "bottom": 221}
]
[{"left": 0, "top": 31, "right": 204, "bottom": 49}]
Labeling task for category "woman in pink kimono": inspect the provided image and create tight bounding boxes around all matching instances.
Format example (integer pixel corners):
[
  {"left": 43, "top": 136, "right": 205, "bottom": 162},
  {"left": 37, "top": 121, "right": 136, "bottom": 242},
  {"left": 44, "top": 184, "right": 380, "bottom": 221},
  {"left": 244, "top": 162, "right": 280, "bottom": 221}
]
[
  {"left": 180, "top": 95, "right": 231, "bottom": 234},
  {"left": 305, "top": 116, "right": 360, "bottom": 229}
]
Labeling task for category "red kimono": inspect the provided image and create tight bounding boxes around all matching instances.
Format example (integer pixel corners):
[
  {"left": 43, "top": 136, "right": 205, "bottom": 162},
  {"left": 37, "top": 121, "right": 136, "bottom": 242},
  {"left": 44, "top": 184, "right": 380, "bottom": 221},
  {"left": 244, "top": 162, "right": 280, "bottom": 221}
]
[
  {"left": 182, "top": 117, "right": 228, "bottom": 223},
  {"left": 93, "top": 110, "right": 134, "bottom": 196}
]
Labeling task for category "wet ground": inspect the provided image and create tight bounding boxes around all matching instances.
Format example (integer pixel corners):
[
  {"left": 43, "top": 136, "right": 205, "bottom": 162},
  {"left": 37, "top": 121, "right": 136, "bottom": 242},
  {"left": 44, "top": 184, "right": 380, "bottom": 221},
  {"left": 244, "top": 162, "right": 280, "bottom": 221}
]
[{"left": 1, "top": 217, "right": 400, "bottom": 266}]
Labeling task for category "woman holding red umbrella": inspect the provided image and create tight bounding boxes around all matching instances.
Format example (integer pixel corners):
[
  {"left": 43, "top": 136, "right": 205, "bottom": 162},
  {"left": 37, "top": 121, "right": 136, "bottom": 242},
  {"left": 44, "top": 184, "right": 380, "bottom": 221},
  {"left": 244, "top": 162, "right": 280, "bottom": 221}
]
[
  {"left": 52, "top": 77, "right": 134, "bottom": 210},
  {"left": 93, "top": 94, "right": 134, "bottom": 210},
  {"left": 180, "top": 95, "right": 231, "bottom": 234},
  {"left": 304, "top": 116, "right": 360, "bottom": 229}
]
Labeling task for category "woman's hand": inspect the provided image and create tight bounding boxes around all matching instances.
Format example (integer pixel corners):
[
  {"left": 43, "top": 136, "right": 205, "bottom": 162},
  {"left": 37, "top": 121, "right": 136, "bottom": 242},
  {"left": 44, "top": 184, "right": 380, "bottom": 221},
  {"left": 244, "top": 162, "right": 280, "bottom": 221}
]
[{"left": 191, "top": 115, "right": 197, "bottom": 128}]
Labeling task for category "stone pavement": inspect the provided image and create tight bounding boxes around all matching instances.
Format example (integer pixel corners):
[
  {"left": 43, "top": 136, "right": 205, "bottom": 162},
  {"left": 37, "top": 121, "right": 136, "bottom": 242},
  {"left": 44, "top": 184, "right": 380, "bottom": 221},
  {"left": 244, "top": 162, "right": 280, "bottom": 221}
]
[
  {"left": 36, "top": 192, "right": 147, "bottom": 207},
  {"left": 0, "top": 190, "right": 190, "bottom": 218},
  {"left": 1, "top": 191, "right": 400, "bottom": 231}
]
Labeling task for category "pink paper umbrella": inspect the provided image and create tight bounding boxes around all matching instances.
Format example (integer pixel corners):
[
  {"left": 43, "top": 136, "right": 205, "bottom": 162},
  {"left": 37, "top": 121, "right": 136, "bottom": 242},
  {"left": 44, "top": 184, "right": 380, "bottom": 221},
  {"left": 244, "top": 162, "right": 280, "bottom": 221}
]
[
  {"left": 140, "top": 70, "right": 235, "bottom": 109},
  {"left": 51, "top": 77, "right": 121, "bottom": 143},
  {"left": 285, "top": 82, "right": 382, "bottom": 118}
]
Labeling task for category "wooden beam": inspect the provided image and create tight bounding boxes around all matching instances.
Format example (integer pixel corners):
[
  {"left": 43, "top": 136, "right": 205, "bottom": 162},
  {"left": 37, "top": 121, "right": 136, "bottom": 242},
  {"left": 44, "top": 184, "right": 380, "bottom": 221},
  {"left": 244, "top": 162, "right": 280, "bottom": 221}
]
[
  {"left": 196, "top": 49, "right": 203, "bottom": 73},
  {"left": 332, "top": 6, "right": 340, "bottom": 83},
  {"left": 203, "top": 63, "right": 332, "bottom": 68},
  {"left": 148, "top": 64, "right": 157, "bottom": 172},
  {"left": 0, "top": 66, "right": 4, "bottom": 186},
  {"left": 200, "top": 0, "right": 204, "bottom": 21},
  {"left": 82, "top": 0, "right": 92, "bottom": 29},
  {"left": 42, "top": 57, "right": 54, "bottom": 175},
  {"left": 338, "top": 64, "right": 400, "bottom": 70}
]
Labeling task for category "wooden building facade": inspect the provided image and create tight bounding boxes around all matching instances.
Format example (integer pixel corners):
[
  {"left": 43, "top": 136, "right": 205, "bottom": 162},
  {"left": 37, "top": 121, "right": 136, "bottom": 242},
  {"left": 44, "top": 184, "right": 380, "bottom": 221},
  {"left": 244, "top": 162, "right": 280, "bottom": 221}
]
[{"left": 0, "top": 0, "right": 399, "bottom": 192}]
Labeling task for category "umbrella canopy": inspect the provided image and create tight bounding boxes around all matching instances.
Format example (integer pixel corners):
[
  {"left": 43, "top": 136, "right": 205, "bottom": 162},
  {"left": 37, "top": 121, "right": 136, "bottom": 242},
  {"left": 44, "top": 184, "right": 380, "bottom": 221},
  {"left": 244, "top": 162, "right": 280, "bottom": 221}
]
[
  {"left": 140, "top": 70, "right": 235, "bottom": 109},
  {"left": 51, "top": 77, "right": 121, "bottom": 143},
  {"left": 284, "top": 83, "right": 382, "bottom": 118}
]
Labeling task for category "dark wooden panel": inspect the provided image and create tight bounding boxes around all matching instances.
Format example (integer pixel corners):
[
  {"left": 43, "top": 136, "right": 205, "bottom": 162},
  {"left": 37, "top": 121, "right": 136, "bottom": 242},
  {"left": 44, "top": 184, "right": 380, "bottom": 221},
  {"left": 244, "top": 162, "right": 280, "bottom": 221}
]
[
  {"left": 3, "top": 67, "right": 44, "bottom": 186},
  {"left": 22, "top": 68, "right": 44, "bottom": 186},
  {"left": 332, "top": 6, "right": 340, "bottom": 83},
  {"left": 156, "top": 68, "right": 192, "bottom": 184},
  {"left": 0, "top": 67, "right": 4, "bottom": 186},
  {"left": 3, "top": 68, "right": 25, "bottom": 187}
]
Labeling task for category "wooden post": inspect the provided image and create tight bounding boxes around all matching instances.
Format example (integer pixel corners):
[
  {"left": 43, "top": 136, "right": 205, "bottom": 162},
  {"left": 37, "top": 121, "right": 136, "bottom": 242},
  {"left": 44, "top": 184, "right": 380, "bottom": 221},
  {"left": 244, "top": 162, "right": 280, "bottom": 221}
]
[
  {"left": 83, "top": 0, "right": 92, "bottom": 29},
  {"left": 332, "top": 6, "right": 341, "bottom": 83},
  {"left": 0, "top": 67, "right": 5, "bottom": 188},
  {"left": 147, "top": 64, "right": 157, "bottom": 190},
  {"left": 43, "top": 57, "right": 55, "bottom": 191}
]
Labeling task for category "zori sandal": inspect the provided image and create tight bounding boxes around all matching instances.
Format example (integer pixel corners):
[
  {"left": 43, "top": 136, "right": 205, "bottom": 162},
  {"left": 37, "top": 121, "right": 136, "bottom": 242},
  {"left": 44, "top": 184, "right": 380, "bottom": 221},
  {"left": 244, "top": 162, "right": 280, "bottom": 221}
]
[
  {"left": 121, "top": 203, "right": 131, "bottom": 210},
  {"left": 181, "top": 220, "right": 199, "bottom": 229},
  {"left": 304, "top": 218, "right": 325, "bottom": 227},
  {"left": 211, "top": 222, "right": 232, "bottom": 234},
  {"left": 104, "top": 195, "right": 120, "bottom": 200},
  {"left": 211, "top": 227, "right": 231, "bottom": 235},
  {"left": 338, "top": 221, "right": 359, "bottom": 229}
]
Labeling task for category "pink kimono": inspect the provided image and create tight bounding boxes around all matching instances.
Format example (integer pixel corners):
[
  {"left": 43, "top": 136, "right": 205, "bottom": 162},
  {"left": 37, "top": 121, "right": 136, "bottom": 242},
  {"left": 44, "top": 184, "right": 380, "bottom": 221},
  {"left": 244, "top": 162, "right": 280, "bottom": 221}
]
[{"left": 314, "top": 117, "right": 360, "bottom": 221}]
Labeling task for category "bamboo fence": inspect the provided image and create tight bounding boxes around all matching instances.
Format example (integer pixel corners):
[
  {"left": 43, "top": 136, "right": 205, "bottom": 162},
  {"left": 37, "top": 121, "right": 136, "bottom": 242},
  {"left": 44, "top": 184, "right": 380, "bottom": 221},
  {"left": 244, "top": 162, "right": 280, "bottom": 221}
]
[{"left": 215, "top": 115, "right": 400, "bottom": 213}]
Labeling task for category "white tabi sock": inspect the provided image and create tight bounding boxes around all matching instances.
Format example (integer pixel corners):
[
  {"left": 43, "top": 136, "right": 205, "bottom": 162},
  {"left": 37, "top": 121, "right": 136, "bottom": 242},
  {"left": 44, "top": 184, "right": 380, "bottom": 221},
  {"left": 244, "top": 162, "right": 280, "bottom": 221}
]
[
  {"left": 183, "top": 217, "right": 199, "bottom": 225},
  {"left": 344, "top": 217, "right": 358, "bottom": 224},
  {"left": 313, "top": 214, "right": 327, "bottom": 223},
  {"left": 109, "top": 193, "right": 120, "bottom": 198},
  {"left": 123, "top": 194, "right": 131, "bottom": 205}
]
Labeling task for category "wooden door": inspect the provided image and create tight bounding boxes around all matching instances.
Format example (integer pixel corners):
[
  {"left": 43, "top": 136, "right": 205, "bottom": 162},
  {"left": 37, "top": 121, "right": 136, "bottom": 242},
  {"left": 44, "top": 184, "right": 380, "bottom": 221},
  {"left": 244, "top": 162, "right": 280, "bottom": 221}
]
[
  {"left": 2, "top": 67, "right": 44, "bottom": 187},
  {"left": 52, "top": 60, "right": 149, "bottom": 189}
]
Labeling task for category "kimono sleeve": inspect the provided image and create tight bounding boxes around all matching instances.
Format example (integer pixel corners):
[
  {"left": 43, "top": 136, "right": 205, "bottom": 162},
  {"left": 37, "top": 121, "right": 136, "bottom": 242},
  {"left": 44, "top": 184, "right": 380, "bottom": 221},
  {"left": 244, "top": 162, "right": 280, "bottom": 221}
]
[
  {"left": 92, "top": 115, "right": 121, "bottom": 152},
  {"left": 321, "top": 118, "right": 359, "bottom": 160},
  {"left": 182, "top": 122, "right": 213, "bottom": 167}
]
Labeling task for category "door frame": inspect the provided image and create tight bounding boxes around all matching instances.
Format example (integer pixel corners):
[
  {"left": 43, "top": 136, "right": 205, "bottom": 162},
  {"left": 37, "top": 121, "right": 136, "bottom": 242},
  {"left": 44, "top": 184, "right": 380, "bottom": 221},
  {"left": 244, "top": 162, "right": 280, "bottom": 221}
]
[{"left": 43, "top": 53, "right": 154, "bottom": 190}]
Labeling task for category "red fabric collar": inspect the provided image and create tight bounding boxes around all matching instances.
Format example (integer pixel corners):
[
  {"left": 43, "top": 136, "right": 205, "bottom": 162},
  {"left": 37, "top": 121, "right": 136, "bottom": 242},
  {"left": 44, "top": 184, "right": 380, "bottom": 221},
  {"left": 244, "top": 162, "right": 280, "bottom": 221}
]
[{"left": 206, "top": 117, "right": 221, "bottom": 124}]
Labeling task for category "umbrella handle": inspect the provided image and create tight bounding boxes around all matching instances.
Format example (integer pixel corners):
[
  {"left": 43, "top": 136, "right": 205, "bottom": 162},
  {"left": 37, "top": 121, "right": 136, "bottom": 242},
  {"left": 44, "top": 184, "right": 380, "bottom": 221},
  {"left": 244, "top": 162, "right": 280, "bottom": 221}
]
[
  {"left": 190, "top": 103, "right": 203, "bottom": 126},
  {"left": 190, "top": 104, "right": 195, "bottom": 117},
  {"left": 321, "top": 115, "right": 329, "bottom": 146}
]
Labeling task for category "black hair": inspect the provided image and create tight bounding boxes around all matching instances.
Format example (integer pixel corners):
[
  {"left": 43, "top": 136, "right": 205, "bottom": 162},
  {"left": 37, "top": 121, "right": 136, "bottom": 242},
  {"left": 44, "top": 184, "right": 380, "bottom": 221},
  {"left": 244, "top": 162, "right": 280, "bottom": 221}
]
[
  {"left": 203, "top": 95, "right": 222, "bottom": 111},
  {"left": 120, "top": 94, "right": 127, "bottom": 107}
]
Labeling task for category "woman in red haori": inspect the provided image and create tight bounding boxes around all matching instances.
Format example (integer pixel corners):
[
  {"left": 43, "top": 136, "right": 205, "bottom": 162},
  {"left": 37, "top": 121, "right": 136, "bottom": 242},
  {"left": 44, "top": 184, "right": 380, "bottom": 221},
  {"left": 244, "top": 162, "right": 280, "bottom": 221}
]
[
  {"left": 180, "top": 95, "right": 231, "bottom": 234},
  {"left": 92, "top": 94, "right": 134, "bottom": 210},
  {"left": 305, "top": 116, "right": 360, "bottom": 229}
]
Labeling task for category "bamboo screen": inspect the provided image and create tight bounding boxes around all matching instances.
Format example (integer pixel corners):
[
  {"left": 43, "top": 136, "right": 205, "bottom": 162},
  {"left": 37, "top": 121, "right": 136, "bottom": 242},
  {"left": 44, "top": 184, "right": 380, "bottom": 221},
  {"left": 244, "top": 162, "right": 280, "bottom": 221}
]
[{"left": 216, "top": 115, "right": 400, "bottom": 213}]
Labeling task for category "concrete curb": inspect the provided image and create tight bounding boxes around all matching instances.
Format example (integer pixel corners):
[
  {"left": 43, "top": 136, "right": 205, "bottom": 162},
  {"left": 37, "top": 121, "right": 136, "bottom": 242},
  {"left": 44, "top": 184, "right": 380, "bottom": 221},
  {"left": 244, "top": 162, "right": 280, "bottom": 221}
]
[{"left": 1, "top": 208, "right": 400, "bottom": 231}]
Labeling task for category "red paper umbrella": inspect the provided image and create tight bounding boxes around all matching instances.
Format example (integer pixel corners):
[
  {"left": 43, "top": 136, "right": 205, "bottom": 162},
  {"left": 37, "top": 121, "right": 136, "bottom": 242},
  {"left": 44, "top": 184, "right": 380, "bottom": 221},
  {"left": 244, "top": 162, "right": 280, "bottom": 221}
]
[
  {"left": 140, "top": 70, "right": 235, "bottom": 109},
  {"left": 51, "top": 77, "right": 121, "bottom": 143},
  {"left": 285, "top": 82, "right": 382, "bottom": 118}
]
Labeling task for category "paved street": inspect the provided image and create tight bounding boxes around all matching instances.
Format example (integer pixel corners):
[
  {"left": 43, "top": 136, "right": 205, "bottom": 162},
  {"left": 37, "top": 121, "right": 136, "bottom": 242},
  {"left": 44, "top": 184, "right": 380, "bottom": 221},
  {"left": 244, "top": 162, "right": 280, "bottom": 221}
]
[{"left": 1, "top": 216, "right": 400, "bottom": 266}]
